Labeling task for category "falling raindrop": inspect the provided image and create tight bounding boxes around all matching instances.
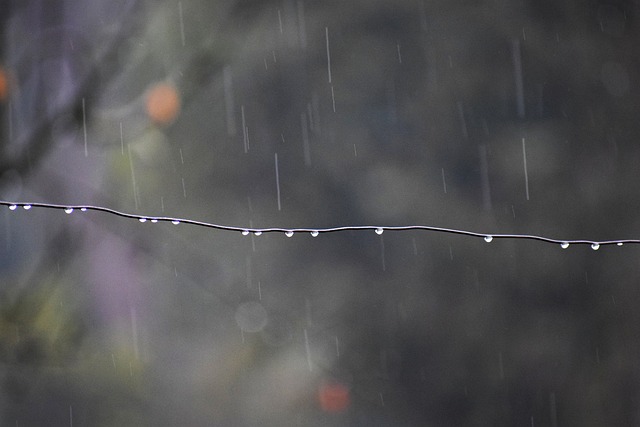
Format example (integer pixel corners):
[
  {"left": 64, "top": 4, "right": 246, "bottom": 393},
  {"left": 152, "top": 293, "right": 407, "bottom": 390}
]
[
  {"left": 171, "top": 220, "right": 180, "bottom": 225},
  {"left": 484, "top": 235, "right": 493, "bottom": 243},
  {"left": 277, "top": 9, "right": 283, "bottom": 34},
  {"left": 522, "top": 138, "right": 530, "bottom": 200},
  {"left": 304, "top": 328, "right": 313, "bottom": 372},
  {"left": 139, "top": 218, "right": 147, "bottom": 223},
  {"left": 325, "top": 27, "right": 332, "bottom": 83},
  {"left": 591, "top": 243, "right": 600, "bottom": 250},
  {"left": 9, "top": 205, "right": 17, "bottom": 210},
  {"left": 127, "top": 144, "right": 139, "bottom": 210},
  {"left": 254, "top": 231, "right": 262, "bottom": 236},
  {"left": 330, "top": 84, "right": 336, "bottom": 112},
  {"left": 441, "top": 168, "right": 447, "bottom": 194},
  {"left": 560, "top": 242, "right": 570, "bottom": 249},
  {"left": 82, "top": 97, "right": 88, "bottom": 157},
  {"left": 242, "top": 230, "right": 250, "bottom": 236},
  {"left": 178, "top": 1, "right": 185, "bottom": 47},
  {"left": 275, "top": 153, "right": 282, "bottom": 211},
  {"left": 241, "top": 105, "right": 249, "bottom": 153},
  {"left": 64, "top": 208, "right": 74, "bottom": 214},
  {"left": 285, "top": 230, "right": 294, "bottom": 237},
  {"left": 375, "top": 228, "right": 384, "bottom": 235},
  {"left": 310, "top": 230, "right": 319, "bottom": 237}
]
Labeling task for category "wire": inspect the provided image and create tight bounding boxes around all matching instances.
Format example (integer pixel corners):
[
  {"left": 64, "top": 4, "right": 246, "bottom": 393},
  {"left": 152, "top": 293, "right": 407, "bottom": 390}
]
[{"left": 0, "top": 200, "right": 636, "bottom": 249}]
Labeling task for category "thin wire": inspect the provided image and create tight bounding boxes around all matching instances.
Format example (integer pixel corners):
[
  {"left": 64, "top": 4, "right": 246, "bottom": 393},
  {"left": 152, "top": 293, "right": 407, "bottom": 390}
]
[{"left": 0, "top": 200, "right": 637, "bottom": 248}]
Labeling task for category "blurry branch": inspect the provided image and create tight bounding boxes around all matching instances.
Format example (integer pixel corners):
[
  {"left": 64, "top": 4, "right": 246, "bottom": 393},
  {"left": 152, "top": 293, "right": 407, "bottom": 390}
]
[
  {"left": 0, "top": 4, "right": 228, "bottom": 184},
  {"left": 0, "top": 2, "right": 143, "bottom": 180}
]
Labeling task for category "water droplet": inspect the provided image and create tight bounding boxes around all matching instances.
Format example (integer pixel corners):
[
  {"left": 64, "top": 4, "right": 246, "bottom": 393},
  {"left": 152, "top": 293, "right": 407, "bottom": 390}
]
[
  {"left": 375, "top": 228, "right": 384, "bottom": 235},
  {"left": 254, "top": 231, "right": 262, "bottom": 236},
  {"left": 64, "top": 208, "right": 74, "bottom": 214},
  {"left": 591, "top": 243, "right": 600, "bottom": 250},
  {"left": 151, "top": 219, "right": 158, "bottom": 223},
  {"left": 285, "top": 230, "right": 294, "bottom": 237},
  {"left": 23, "top": 205, "right": 31, "bottom": 210},
  {"left": 9, "top": 205, "right": 17, "bottom": 210},
  {"left": 242, "top": 230, "right": 250, "bottom": 236},
  {"left": 171, "top": 220, "right": 180, "bottom": 225},
  {"left": 484, "top": 235, "right": 493, "bottom": 243},
  {"left": 310, "top": 230, "right": 319, "bottom": 237},
  {"left": 617, "top": 242, "right": 624, "bottom": 246},
  {"left": 560, "top": 242, "right": 570, "bottom": 249},
  {"left": 80, "top": 208, "right": 87, "bottom": 212},
  {"left": 139, "top": 218, "right": 147, "bottom": 223}
]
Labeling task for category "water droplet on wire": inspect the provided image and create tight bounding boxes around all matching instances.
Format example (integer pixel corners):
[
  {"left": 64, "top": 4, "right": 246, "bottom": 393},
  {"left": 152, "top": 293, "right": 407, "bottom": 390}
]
[{"left": 1, "top": 200, "right": 637, "bottom": 249}]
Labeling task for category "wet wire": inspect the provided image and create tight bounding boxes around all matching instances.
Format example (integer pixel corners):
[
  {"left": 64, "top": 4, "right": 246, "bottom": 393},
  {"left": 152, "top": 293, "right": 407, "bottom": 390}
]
[{"left": 0, "top": 200, "right": 637, "bottom": 249}]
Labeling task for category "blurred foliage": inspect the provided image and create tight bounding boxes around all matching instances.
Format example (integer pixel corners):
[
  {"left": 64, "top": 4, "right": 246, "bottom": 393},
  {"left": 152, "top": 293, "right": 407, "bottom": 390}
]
[{"left": 1, "top": 0, "right": 640, "bottom": 425}]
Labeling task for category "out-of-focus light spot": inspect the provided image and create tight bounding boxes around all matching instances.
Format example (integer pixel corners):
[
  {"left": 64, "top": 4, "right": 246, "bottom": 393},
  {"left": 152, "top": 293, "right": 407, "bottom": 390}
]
[
  {"left": 0, "top": 67, "right": 9, "bottom": 102},
  {"left": 235, "top": 301, "right": 268, "bottom": 333},
  {"left": 318, "top": 382, "right": 350, "bottom": 413},
  {"left": 145, "top": 82, "right": 181, "bottom": 125}
]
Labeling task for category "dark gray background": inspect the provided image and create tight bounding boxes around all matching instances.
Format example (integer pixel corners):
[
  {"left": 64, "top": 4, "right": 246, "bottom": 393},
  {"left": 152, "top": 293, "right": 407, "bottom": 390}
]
[{"left": 1, "top": 1, "right": 639, "bottom": 425}]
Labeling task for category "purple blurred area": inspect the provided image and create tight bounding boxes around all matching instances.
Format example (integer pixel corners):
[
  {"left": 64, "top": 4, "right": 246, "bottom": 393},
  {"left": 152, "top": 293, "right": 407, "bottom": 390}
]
[{"left": 1, "top": 1, "right": 640, "bottom": 425}]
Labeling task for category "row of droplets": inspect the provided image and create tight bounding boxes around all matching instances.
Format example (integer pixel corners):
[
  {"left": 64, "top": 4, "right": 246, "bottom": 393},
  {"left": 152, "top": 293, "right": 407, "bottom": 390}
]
[
  {"left": 9, "top": 204, "right": 36, "bottom": 211},
  {"left": 9, "top": 204, "right": 181, "bottom": 224},
  {"left": 237, "top": 230, "right": 609, "bottom": 250},
  {"left": 4, "top": 204, "right": 614, "bottom": 249},
  {"left": 483, "top": 235, "right": 606, "bottom": 250},
  {"left": 240, "top": 227, "right": 386, "bottom": 237},
  {"left": 138, "top": 218, "right": 181, "bottom": 225}
]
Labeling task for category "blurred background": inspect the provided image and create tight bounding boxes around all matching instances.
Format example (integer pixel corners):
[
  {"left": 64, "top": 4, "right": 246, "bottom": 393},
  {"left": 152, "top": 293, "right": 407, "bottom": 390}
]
[{"left": 1, "top": 0, "right": 640, "bottom": 425}]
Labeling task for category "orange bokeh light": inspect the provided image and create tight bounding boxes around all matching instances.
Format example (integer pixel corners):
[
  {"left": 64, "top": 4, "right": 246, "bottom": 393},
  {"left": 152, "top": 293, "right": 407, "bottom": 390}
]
[
  {"left": 318, "top": 382, "right": 350, "bottom": 413},
  {"left": 145, "top": 82, "right": 181, "bottom": 125},
  {"left": 0, "top": 67, "right": 9, "bottom": 102}
]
